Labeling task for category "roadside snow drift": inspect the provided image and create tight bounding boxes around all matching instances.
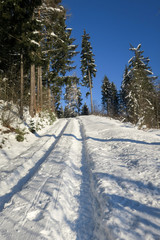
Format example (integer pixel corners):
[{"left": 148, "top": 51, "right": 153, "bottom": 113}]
[{"left": 80, "top": 116, "right": 160, "bottom": 240}]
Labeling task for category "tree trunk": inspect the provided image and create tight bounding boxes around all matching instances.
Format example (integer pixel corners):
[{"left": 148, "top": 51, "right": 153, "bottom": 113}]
[
  {"left": 47, "top": 81, "right": 51, "bottom": 111},
  {"left": 47, "top": 65, "right": 51, "bottom": 111},
  {"left": 37, "top": 66, "right": 40, "bottom": 113},
  {"left": 88, "top": 70, "right": 93, "bottom": 114},
  {"left": 37, "top": 66, "right": 43, "bottom": 113},
  {"left": 20, "top": 54, "right": 24, "bottom": 119},
  {"left": 39, "top": 66, "right": 43, "bottom": 112},
  {"left": 30, "top": 64, "right": 36, "bottom": 117}
]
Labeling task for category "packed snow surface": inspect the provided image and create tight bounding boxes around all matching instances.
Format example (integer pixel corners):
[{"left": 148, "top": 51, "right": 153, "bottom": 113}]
[{"left": 0, "top": 116, "right": 160, "bottom": 240}]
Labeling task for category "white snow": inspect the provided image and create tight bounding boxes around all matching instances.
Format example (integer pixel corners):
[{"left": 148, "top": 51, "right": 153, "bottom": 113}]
[
  {"left": 30, "top": 40, "right": 40, "bottom": 47},
  {"left": 50, "top": 32, "right": 57, "bottom": 37},
  {"left": 0, "top": 115, "right": 160, "bottom": 239}
]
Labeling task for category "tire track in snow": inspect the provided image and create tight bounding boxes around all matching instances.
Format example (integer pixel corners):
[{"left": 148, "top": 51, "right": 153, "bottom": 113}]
[
  {"left": 78, "top": 118, "right": 113, "bottom": 240},
  {"left": 0, "top": 118, "right": 80, "bottom": 240},
  {"left": 40, "top": 118, "right": 82, "bottom": 240},
  {"left": 0, "top": 119, "right": 70, "bottom": 212},
  {"left": 75, "top": 119, "right": 95, "bottom": 240},
  {"left": 0, "top": 118, "right": 101, "bottom": 240}
]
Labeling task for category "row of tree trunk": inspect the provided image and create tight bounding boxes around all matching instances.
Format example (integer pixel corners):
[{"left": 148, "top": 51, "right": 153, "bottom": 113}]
[{"left": 20, "top": 54, "right": 51, "bottom": 119}]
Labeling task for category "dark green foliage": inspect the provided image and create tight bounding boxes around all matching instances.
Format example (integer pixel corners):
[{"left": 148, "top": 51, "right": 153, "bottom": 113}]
[
  {"left": 80, "top": 30, "right": 96, "bottom": 89},
  {"left": 80, "top": 30, "right": 96, "bottom": 113},
  {"left": 77, "top": 87, "right": 83, "bottom": 114},
  {"left": 101, "top": 75, "right": 112, "bottom": 114},
  {"left": 81, "top": 103, "right": 89, "bottom": 115},
  {"left": 121, "top": 65, "right": 131, "bottom": 117},
  {"left": 64, "top": 106, "right": 71, "bottom": 118},
  {"left": 29, "top": 119, "right": 36, "bottom": 133},
  {"left": 50, "top": 18, "right": 78, "bottom": 82},
  {"left": 57, "top": 106, "right": 64, "bottom": 118},
  {"left": 48, "top": 110, "right": 56, "bottom": 124},
  {"left": 110, "top": 82, "right": 119, "bottom": 116},
  {"left": 15, "top": 128, "right": 26, "bottom": 142},
  {"left": 153, "top": 81, "right": 160, "bottom": 128},
  {"left": 101, "top": 75, "right": 119, "bottom": 117},
  {"left": 0, "top": 0, "right": 42, "bottom": 72},
  {"left": 0, "top": 0, "right": 80, "bottom": 121},
  {"left": 16, "top": 134, "right": 24, "bottom": 142}
]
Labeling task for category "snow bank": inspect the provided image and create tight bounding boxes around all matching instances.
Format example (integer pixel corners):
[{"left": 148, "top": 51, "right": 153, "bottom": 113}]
[
  {"left": 80, "top": 115, "right": 160, "bottom": 240},
  {"left": 0, "top": 101, "right": 68, "bottom": 202}
]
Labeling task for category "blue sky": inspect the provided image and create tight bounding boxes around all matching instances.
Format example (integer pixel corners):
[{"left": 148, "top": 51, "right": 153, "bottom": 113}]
[{"left": 62, "top": 0, "right": 160, "bottom": 110}]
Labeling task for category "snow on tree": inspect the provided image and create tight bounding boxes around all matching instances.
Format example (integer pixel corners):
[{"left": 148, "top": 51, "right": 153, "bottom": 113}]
[
  {"left": 64, "top": 80, "right": 80, "bottom": 117},
  {"left": 121, "top": 65, "right": 132, "bottom": 117},
  {"left": 77, "top": 87, "right": 83, "bottom": 115},
  {"left": 125, "top": 44, "right": 157, "bottom": 127}
]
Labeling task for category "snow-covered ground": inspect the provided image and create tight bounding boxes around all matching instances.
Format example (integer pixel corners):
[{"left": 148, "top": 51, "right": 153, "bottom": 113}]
[{"left": 0, "top": 115, "right": 160, "bottom": 239}]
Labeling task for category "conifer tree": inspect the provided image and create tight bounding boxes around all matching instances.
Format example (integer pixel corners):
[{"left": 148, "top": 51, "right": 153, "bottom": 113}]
[
  {"left": 126, "top": 44, "right": 156, "bottom": 127},
  {"left": 121, "top": 65, "right": 131, "bottom": 118},
  {"left": 0, "top": 0, "right": 42, "bottom": 74},
  {"left": 80, "top": 30, "right": 97, "bottom": 113},
  {"left": 77, "top": 87, "right": 83, "bottom": 115},
  {"left": 101, "top": 75, "right": 112, "bottom": 115},
  {"left": 110, "top": 82, "right": 119, "bottom": 117},
  {"left": 0, "top": 0, "right": 79, "bottom": 121},
  {"left": 0, "top": 0, "right": 42, "bottom": 118},
  {"left": 101, "top": 75, "right": 119, "bottom": 117},
  {"left": 48, "top": 16, "right": 78, "bottom": 111},
  {"left": 81, "top": 103, "right": 89, "bottom": 115},
  {"left": 34, "top": 0, "right": 64, "bottom": 115},
  {"left": 58, "top": 105, "right": 64, "bottom": 118},
  {"left": 64, "top": 81, "right": 79, "bottom": 117},
  {"left": 154, "top": 81, "right": 160, "bottom": 128}
]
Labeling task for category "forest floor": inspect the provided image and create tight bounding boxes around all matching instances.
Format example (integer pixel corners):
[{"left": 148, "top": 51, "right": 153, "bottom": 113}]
[{"left": 0, "top": 115, "right": 160, "bottom": 240}]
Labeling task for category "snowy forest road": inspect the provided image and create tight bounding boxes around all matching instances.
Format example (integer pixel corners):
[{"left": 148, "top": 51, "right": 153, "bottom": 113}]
[
  {"left": 0, "top": 118, "right": 96, "bottom": 240},
  {"left": 0, "top": 116, "right": 160, "bottom": 240}
]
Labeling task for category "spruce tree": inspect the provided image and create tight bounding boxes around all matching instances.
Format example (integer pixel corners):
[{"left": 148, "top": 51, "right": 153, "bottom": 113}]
[
  {"left": 77, "top": 87, "right": 83, "bottom": 115},
  {"left": 35, "top": 0, "right": 64, "bottom": 114},
  {"left": 81, "top": 103, "right": 89, "bottom": 115},
  {"left": 80, "top": 30, "right": 97, "bottom": 113},
  {"left": 101, "top": 75, "right": 112, "bottom": 115},
  {"left": 110, "top": 82, "right": 119, "bottom": 117},
  {"left": 154, "top": 81, "right": 160, "bottom": 128},
  {"left": 0, "top": 0, "right": 42, "bottom": 74},
  {"left": 126, "top": 44, "right": 156, "bottom": 127},
  {"left": 64, "top": 81, "right": 79, "bottom": 117},
  {"left": 121, "top": 65, "right": 131, "bottom": 118},
  {"left": 0, "top": 0, "right": 42, "bottom": 118}
]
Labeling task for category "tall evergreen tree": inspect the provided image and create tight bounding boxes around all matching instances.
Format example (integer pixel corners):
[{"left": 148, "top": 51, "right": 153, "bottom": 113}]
[
  {"left": 101, "top": 76, "right": 119, "bottom": 117},
  {"left": 0, "top": 0, "right": 42, "bottom": 74},
  {"left": 80, "top": 30, "right": 97, "bottom": 113},
  {"left": 81, "top": 103, "right": 89, "bottom": 115},
  {"left": 77, "top": 87, "right": 83, "bottom": 115},
  {"left": 154, "top": 81, "right": 160, "bottom": 128},
  {"left": 126, "top": 44, "right": 156, "bottom": 127},
  {"left": 64, "top": 81, "right": 80, "bottom": 117},
  {"left": 110, "top": 82, "right": 119, "bottom": 117},
  {"left": 0, "top": 0, "right": 42, "bottom": 118},
  {"left": 101, "top": 75, "right": 112, "bottom": 115},
  {"left": 35, "top": 0, "right": 64, "bottom": 115},
  {"left": 121, "top": 65, "right": 131, "bottom": 117}
]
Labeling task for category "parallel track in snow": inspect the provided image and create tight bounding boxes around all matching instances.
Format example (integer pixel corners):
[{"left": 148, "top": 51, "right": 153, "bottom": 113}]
[
  {"left": 0, "top": 118, "right": 99, "bottom": 240},
  {"left": 0, "top": 119, "right": 70, "bottom": 212}
]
